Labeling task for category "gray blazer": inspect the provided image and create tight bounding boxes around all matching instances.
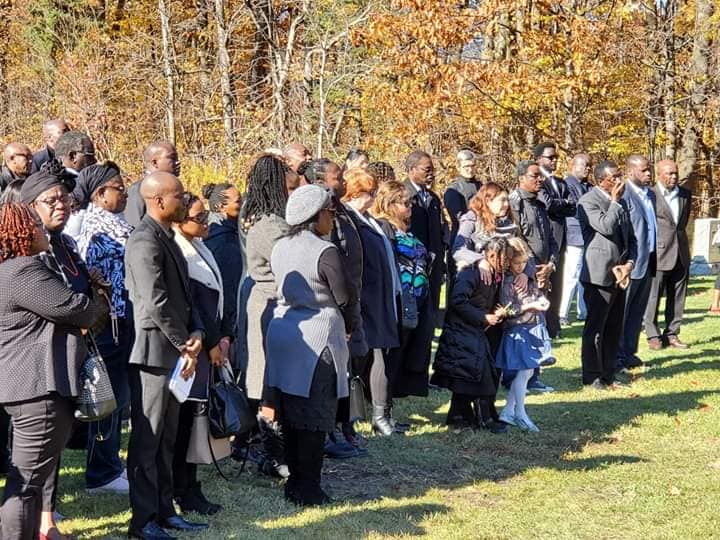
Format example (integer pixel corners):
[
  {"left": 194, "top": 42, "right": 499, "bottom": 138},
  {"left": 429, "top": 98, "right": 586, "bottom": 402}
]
[
  {"left": 622, "top": 183, "right": 657, "bottom": 279},
  {"left": 125, "top": 215, "right": 199, "bottom": 370},
  {"left": 654, "top": 185, "right": 691, "bottom": 272},
  {"left": 577, "top": 187, "right": 637, "bottom": 288},
  {"left": 0, "top": 256, "right": 107, "bottom": 403},
  {"left": 124, "top": 180, "right": 146, "bottom": 229}
]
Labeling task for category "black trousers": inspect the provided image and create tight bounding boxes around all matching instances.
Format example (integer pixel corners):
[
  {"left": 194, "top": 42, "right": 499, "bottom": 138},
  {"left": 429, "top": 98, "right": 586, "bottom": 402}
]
[
  {"left": 172, "top": 401, "right": 198, "bottom": 498},
  {"left": 581, "top": 283, "right": 626, "bottom": 385},
  {"left": 547, "top": 247, "right": 565, "bottom": 338},
  {"left": 643, "top": 260, "right": 689, "bottom": 340},
  {"left": 127, "top": 365, "right": 180, "bottom": 531},
  {"left": 283, "top": 427, "right": 325, "bottom": 491},
  {"left": 0, "top": 406, "right": 10, "bottom": 473},
  {"left": 1, "top": 394, "right": 74, "bottom": 540},
  {"left": 618, "top": 273, "right": 653, "bottom": 366}
]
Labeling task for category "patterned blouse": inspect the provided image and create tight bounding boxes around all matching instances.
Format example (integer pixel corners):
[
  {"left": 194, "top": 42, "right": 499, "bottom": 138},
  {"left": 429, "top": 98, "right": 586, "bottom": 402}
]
[
  {"left": 394, "top": 229, "right": 431, "bottom": 300},
  {"left": 76, "top": 203, "right": 133, "bottom": 319}
]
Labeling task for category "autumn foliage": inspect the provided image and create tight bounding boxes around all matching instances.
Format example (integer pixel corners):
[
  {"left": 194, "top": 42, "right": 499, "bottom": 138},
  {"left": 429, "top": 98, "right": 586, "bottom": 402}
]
[{"left": 0, "top": 0, "right": 717, "bottom": 212}]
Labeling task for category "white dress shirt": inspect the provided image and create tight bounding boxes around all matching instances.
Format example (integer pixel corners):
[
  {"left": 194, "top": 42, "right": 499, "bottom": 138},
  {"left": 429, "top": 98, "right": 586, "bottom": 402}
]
[{"left": 658, "top": 183, "right": 680, "bottom": 224}]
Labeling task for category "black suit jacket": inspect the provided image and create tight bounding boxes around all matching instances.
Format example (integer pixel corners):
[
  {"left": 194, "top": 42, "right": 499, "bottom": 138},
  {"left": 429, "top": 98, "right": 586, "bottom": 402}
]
[
  {"left": 405, "top": 179, "right": 446, "bottom": 307},
  {"left": 31, "top": 146, "right": 53, "bottom": 174},
  {"left": 405, "top": 179, "right": 445, "bottom": 272},
  {"left": 125, "top": 215, "right": 197, "bottom": 370},
  {"left": 537, "top": 175, "right": 576, "bottom": 250}
]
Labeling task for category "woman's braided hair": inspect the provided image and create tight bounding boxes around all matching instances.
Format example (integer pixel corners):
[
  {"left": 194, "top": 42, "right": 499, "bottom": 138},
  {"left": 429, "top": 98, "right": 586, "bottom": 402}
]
[
  {"left": 0, "top": 203, "right": 39, "bottom": 262},
  {"left": 242, "top": 155, "right": 289, "bottom": 228},
  {"left": 201, "top": 182, "right": 233, "bottom": 212}
]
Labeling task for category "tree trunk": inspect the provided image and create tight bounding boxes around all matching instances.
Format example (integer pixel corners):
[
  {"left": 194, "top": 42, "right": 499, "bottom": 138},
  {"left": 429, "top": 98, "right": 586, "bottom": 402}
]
[
  {"left": 158, "top": 0, "right": 176, "bottom": 144},
  {"left": 214, "top": 0, "right": 235, "bottom": 147},
  {"left": 677, "top": 0, "right": 713, "bottom": 201},
  {"left": 246, "top": 0, "right": 271, "bottom": 104},
  {"left": 661, "top": 0, "right": 677, "bottom": 160}
]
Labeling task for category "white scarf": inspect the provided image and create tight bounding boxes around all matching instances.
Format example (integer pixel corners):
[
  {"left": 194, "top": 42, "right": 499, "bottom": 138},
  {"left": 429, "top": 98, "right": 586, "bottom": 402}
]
[{"left": 174, "top": 232, "right": 224, "bottom": 317}]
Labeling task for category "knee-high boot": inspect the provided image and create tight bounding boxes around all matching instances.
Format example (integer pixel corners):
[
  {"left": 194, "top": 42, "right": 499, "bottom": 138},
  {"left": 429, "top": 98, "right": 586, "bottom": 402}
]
[
  {"left": 259, "top": 416, "right": 289, "bottom": 478},
  {"left": 292, "top": 430, "right": 331, "bottom": 506}
]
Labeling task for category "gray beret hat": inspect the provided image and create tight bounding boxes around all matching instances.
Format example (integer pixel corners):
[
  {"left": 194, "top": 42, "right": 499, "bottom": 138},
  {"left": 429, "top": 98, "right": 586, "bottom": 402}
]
[{"left": 284, "top": 184, "right": 331, "bottom": 226}]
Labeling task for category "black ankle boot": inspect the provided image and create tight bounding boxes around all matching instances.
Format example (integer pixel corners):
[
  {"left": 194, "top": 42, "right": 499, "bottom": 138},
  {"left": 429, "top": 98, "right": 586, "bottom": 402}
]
[
  {"left": 372, "top": 405, "right": 394, "bottom": 436},
  {"left": 177, "top": 482, "right": 223, "bottom": 515},
  {"left": 259, "top": 416, "right": 290, "bottom": 478}
]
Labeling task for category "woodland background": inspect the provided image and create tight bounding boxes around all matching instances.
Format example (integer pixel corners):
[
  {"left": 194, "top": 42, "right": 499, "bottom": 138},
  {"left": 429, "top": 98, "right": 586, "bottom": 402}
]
[{"left": 0, "top": 0, "right": 718, "bottom": 214}]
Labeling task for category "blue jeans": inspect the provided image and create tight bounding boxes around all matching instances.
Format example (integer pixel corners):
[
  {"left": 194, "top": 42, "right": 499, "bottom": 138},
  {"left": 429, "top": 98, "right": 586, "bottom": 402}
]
[{"left": 86, "top": 321, "right": 132, "bottom": 489}]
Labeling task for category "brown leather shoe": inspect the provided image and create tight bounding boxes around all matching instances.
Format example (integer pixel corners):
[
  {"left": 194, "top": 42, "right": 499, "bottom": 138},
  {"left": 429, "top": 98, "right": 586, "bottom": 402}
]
[
  {"left": 667, "top": 336, "right": 689, "bottom": 349},
  {"left": 647, "top": 337, "right": 663, "bottom": 350}
]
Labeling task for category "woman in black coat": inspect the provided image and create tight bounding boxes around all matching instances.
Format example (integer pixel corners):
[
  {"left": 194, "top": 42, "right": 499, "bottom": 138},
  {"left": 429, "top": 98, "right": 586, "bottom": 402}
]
[
  {"left": 342, "top": 170, "right": 401, "bottom": 437},
  {"left": 202, "top": 182, "right": 242, "bottom": 341},
  {"left": 172, "top": 195, "right": 228, "bottom": 515},
  {"left": 0, "top": 203, "right": 107, "bottom": 540},
  {"left": 431, "top": 237, "right": 508, "bottom": 432}
]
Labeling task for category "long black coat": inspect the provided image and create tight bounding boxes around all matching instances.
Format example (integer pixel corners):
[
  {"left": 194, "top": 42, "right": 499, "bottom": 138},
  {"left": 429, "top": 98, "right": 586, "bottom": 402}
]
[
  {"left": 188, "top": 279, "right": 223, "bottom": 400},
  {"left": 347, "top": 209, "right": 399, "bottom": 350},
  {"left": 330, "top": 201, "right": 368, "bottom": 357},
  {"left": 405, "top": 180, "right": 445, "bottom": 310},
  {"left": 432, "top": 265, "right": 498, "bottom": 395}
]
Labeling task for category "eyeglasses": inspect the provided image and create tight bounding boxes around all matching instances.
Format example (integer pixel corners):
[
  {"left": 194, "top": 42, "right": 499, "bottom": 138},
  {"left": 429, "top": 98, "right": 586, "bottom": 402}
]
[
  {"left": 35, "top": 194, "right": 70, "bottom": 208},
  {"left": 104, "top": 185, "right": 127, "bottom": 194},
  {"left": 542, "top": 154, "right": 558, "bottom": 161},
  {"left": 187, "top": 212, "right": 209, "bottom": 224}
]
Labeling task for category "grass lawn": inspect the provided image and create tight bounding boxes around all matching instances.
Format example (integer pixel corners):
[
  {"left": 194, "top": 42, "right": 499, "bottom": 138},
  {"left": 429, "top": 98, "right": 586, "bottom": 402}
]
[{"left": 17, "top": 277, "right": 720, "bottom": 539}]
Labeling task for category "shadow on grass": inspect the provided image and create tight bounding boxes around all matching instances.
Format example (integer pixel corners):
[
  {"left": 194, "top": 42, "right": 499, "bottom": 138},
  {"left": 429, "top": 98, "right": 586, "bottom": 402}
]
[
  {"left": 67, "top": 499, "right": 449, "bottom": 539},
  {"left": 322, "top": 389, "right": 714, "bottom": 503}
]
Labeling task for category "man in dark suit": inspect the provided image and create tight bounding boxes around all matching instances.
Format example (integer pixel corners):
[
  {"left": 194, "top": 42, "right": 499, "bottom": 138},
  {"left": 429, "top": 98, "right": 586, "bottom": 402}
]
[
  {"left": 404, "top": 150, "right": 445, "bottom": 312},
  {"left": 124, "top": 172, "right": 207, "bottom": 539},
  {"left": 559, "top": 153, "right": 593, "bottom": 324},
  {"left": 31, "top": 119, "right": 69, "bottom": 173},
  {"left": 508, "top": 160, "right": 558, "bottom": 393},
  {"left": 534, "top": 142, "right": 576, "bottom": 338},
  {"left": 644, "top": 159, "right": 692, "bottom": 350},
  {"left": 617, "top": 154, "right": 656, "bottom": 372},
  {"left": 577, "top": 161, "right": 636, "bottom": 389},
  {"left": 125, "top": 141, "right": 182, "bottom": 228}
]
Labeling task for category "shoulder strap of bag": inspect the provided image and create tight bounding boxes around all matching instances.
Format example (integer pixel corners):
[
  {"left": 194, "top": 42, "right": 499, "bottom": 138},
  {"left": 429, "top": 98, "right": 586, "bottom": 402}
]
[{"left": 207, "top": 430, "right": 250, "bottom": 482}]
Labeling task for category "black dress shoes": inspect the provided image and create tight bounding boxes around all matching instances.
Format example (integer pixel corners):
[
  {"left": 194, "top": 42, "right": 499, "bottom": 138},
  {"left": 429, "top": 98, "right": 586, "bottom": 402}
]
[
  {"left": 127, "top": 522, "right": 177, "bottom": 540},
  {"left": 159, "top": 516, "right": 209, "bottom": 532}
]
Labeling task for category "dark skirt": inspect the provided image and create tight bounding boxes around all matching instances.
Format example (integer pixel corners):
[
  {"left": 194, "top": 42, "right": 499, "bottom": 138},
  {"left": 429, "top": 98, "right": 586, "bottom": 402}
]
[
  {"left": 387, "top": 295, "right": 435, "bottom": 398},
  {"left": 279, "top": 348, "right": 338, "bottom": 433}
]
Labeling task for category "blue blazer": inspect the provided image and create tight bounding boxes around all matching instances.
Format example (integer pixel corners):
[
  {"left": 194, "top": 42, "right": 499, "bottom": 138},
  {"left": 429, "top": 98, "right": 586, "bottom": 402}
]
[{"left": 622, "top": 183, "right": 656, "bottom": 280}]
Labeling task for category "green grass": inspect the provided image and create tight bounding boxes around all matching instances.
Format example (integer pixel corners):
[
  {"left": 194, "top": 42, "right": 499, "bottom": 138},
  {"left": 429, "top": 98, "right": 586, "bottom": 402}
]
[{"left": 24, "top": 278, "right": 720, "bottom": 539}]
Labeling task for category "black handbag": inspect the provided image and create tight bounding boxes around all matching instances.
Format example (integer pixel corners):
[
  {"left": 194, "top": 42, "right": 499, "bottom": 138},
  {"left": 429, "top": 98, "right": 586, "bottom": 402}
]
[
  {"left": 348, "top": 376, "right": 367, "bottom": 422},
  {"left": 75, "top": 333, "right": 117, "bottom": 422},
  {"left": 208, "top": 363, "right": 256, "bottom": 439},
  {"left": 401, "top": 287, "right": 419, "bottom": 329}
]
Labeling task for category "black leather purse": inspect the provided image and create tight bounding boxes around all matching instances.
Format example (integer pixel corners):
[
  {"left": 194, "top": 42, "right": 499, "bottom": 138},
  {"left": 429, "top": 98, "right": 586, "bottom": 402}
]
[{"left": 208, "top": 364, "right": 256, "bottom": 439}]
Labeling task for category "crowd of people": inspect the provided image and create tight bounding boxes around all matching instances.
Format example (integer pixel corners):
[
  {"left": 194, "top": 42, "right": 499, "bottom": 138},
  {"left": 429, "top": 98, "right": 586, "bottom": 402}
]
[{"left": 0, "top": 118, "right": 693, "bottom": 540}]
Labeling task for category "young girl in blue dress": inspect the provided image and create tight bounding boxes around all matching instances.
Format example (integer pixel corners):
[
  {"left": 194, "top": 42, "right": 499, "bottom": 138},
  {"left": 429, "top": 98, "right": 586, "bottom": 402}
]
[{"left": 495, "top": 237, "right": 556, "bottom": 432}]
